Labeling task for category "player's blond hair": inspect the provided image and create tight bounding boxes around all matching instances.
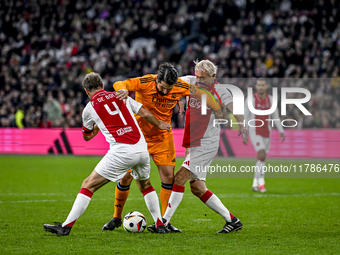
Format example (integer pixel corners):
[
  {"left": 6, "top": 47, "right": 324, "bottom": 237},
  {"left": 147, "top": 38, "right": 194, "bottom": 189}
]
[{"left": 194, "top": 59, "right": 218, "bottom": 77}]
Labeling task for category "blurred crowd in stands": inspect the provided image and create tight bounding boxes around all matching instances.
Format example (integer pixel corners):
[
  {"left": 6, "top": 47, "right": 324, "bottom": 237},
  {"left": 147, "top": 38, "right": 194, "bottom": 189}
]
[{"left": 0, "top": 0, "right": 340, "bottom": 129}]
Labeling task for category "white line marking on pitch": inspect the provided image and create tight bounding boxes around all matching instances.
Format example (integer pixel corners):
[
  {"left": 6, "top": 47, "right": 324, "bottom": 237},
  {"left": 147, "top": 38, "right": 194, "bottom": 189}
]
[
  {"left": 218, "top": 193, "right": 340, "bottom": 198},
  {"left": 0, "top": 193, "right": 339, "bottom": 204},
  {"left": 0, "top": 193, "right": 70, "bottom": 196},
  {"left": 0, "top": 197, "right": 141, "bottom": 204}
]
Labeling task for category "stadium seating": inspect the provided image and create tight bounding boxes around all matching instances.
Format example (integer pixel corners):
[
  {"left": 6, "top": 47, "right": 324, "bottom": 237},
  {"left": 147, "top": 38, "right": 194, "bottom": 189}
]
[{"left": 0, "top": 0, "right": 339, "bottom": 128}]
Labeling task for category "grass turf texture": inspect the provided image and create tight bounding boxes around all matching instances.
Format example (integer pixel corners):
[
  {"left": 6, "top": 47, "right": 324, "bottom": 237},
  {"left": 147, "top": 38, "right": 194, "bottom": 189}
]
[{"left": 0, "top": 155, "right": 339, "bottom": 254}]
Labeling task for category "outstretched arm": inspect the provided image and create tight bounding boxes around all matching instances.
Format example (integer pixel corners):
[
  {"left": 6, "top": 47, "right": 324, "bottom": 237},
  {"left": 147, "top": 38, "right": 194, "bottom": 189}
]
[
  {"left": 113, "top": 77, "right": 143, "bottom": 100},
  {"left": 137, "top": 106, "right": 170, "bottom": 131}
]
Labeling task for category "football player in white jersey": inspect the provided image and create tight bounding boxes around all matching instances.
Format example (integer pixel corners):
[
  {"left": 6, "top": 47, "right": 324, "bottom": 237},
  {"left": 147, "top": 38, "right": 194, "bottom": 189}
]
[
  {"left": 44, "top": 72, "right": 171, "bottom": 235},
  {"left": 159, "top": 60, "right": 248, "bottom": 233},
  {"left": 243, "top": 79, "right": 285, "bottom": 193}
]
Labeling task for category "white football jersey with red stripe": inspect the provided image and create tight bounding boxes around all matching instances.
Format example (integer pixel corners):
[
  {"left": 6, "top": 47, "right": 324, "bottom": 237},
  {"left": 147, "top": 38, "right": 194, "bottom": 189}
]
[
  {"left": 180, "top": 75, "right": 233, "bottom": 148},
  {"left": 82, "top": 90, "right": 147, "bottom": 152},
  {"left": 244, "top": 93, "right": 284, "bottom": 138}
]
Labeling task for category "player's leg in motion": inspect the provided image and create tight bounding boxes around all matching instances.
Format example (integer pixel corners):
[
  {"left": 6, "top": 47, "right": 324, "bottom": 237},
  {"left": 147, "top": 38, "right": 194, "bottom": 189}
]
[
  {"left": 162, "top": 166, "right": 190, "bottom": 224},
  {"left": 252, "top": 149, "right": 267, "bottom": 193},
  {"left": 102, "top": 171, "right": 133, "bottom": 231},
  {"left": 150, "top": 164, "right": 182, "bottom": 233},
  {"left": 190, "top": 180, "right": 243, "bottom": 233},
  {"left": 148, "top": 136, "right": 177, "bottom": 217},
  {"left": 44, "top": 170, "right": 110, "bottom": 236},
  {"left": 162, "top": 148, "right": 192, "bottom": 222},
  {"left": 135, "top": 178, "right": 169, "bottom": 234},
  {"left": 157, "top": 165, "right": 174, "bottom": 215},
  {"left": 163, "top": 167, "right": 242, "bottom": 233},
  {"left": 145, "top": 164, "right": 181, "bottom": 233}
]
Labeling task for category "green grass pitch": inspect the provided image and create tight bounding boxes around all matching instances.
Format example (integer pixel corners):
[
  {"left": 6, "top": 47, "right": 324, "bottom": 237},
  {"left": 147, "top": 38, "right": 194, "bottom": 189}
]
[{"left": 0, "top": 155, "right": 339, "bottom": 254}]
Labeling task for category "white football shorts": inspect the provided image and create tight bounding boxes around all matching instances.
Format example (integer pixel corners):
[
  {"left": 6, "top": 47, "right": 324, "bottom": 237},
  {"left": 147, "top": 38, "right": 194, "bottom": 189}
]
[
  {"left": 249, "top": 131, "right": 270, "bottom": 153},
  {"left": 95, "top": 150, "right": 150, "bottom": 182},
  {"left": 182, "top": 145, "right": 218, "bottom": 181}
]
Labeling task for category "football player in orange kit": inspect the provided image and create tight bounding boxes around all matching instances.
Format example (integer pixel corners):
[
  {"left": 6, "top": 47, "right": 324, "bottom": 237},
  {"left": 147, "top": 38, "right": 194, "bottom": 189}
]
[{"left": 102, "top": 62, "right": 223, "bottom": 233}]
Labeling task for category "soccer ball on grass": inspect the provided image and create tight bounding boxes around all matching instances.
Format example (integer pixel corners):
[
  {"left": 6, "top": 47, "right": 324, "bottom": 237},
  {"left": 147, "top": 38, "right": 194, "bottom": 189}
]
[{"left": 123, "top": 211, "right": 147, "bottom": 233}]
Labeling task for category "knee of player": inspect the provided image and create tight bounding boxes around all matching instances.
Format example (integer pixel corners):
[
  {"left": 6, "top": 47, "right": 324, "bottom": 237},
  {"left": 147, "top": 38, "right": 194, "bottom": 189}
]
[
  {"left": 257, "top": 151, "right": 266, "bottom": 161},
  {"left": 174, "top": 167, "right": 190, "bottom": 186},
  {"left": 161, "top": 174, "right": 174, "bottom": 184},
  {"left": 174, "top": 174, "right": 186, "bottom": 186}
]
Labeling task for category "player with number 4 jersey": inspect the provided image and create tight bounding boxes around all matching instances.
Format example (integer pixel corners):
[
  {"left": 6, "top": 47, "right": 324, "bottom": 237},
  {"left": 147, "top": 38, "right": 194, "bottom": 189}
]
[{"left": 44, "top": 72, "right": 171, "bottom": 235}]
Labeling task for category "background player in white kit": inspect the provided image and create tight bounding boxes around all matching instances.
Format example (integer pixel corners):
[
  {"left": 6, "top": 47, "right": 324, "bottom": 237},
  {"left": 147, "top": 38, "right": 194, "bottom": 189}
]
[
  {"left": 243, "top": 79, "right": 285, "bottom": 193},
  {"left": 156, "top": 60, "right": 249, "bottom": 233},
  {"left": 44, "top": 72, "right": 170, "bottom": 235}
]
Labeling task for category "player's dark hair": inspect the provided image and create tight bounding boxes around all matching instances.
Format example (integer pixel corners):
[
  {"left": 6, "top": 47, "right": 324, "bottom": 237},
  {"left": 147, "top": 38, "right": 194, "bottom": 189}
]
[
  {"left": 82, "top": 72, "right": 103, "bottom": 91},
  {"left": 157, "top": 62, "right": 178, "bottom": 85}
]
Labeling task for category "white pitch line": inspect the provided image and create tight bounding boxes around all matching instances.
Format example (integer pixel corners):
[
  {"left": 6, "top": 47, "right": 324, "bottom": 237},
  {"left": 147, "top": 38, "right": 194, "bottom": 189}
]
[
  {"left": 0, "top": 199, "right": 59, "bottom": 204},
  {"left": 218, "top": 192, "right": 340, "bottom": 198},
  {"left": 0, "top": 193, "right": 71, "bottom": 196},
  {"left": 0, "top": 193, "right": 339, "bottom": 204},
  {"left": 0, "top": 197, "right": 142, "bottom": 204}
]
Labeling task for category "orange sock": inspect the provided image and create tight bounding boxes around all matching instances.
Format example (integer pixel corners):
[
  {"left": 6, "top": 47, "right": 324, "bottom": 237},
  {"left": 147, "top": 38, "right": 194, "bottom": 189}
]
[
  {"left": 113, "top": 182, "right": 130, "bottom": 219},
  {"left": 160, "top": 183, "right": 173, "bottom": 216}
]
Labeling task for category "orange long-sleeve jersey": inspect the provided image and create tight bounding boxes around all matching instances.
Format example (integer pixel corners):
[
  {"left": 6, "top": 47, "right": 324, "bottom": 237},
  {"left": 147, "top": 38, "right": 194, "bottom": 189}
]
[{"left": 113, "top": 74, "right": 221, "bottom": 138}]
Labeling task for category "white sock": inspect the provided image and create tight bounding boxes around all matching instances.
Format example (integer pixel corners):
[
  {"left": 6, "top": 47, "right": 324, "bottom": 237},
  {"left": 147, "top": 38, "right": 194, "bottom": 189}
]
[
  {"left": 252, "top": 177, "right": 258, "bottom": 187},
  {"left": 62, "top": 188, "right": 93, "bottom": 227},
  {"left": 142, "top": 186, "right": 163, "bottom": 227},
  {"left": 258, "top": 160, "right": 266, "bottom": 186},
  {"left": 163, "top": 184, "right": 185, "bottom": 224},
  {"left": 253, "top": 160, "right": 265, "bottom": 187},
  {"left": 200, "top": 190, "right": 233, "bottom": 222}
]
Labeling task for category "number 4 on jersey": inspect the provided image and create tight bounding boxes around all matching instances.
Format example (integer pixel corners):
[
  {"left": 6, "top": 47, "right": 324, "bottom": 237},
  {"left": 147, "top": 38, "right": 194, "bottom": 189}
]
[{"left": 104, "top": 101, "right": 127, "bottom": 125}]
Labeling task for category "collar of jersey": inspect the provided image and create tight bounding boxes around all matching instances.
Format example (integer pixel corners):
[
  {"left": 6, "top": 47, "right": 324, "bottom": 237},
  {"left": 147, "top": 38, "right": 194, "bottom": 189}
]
[
  {"left": 92, "top": 90, "right": 106, "bottom": 100},
  {"left": 255, "top": 92, "right": 267, "bottom": 101}
]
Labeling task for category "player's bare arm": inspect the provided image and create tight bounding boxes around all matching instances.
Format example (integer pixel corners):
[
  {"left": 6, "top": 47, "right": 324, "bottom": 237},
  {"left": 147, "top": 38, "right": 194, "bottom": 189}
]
[
  {"left": 82, "top": 124, "right": 100, "bottom": 141},
  {"left": 226, "top": 102, "right": 249, "bottom": 139},
  {"left": 137, "top": 106, "right": 170, "bottom": 131},
  {"left": 177, "top": 99, "right": 185, "bottom": 114},
  {"left": 280, "top": 133, "right": 285, "bottom": 142}
]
